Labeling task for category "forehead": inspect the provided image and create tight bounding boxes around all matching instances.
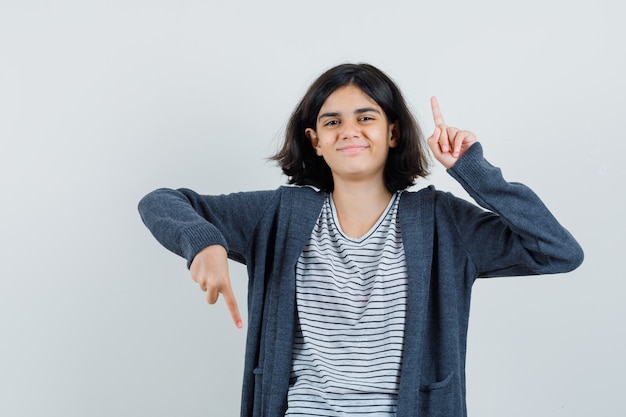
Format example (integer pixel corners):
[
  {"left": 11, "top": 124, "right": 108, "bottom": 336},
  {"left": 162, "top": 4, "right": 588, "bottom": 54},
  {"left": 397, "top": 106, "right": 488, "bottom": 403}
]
[{"left": 319, "top": 85, "right": 380, "bottom": 112}]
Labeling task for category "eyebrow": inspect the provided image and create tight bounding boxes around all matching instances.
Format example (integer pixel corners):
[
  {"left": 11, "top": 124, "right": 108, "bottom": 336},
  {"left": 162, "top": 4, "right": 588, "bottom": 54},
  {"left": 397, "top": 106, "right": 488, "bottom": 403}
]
[{"left": 318, "top": 107, "right": 381, "bottom": 121}]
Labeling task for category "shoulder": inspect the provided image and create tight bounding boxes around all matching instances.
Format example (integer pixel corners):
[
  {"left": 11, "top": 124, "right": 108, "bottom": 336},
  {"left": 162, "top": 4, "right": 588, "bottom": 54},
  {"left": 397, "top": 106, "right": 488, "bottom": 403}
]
[
  {"left": 216, "top": 186, "right": 325, "bottom": 217},
  {"left": 399, "top": 185, "right": 476, "bottom": 224},
  {"left": 203, "top": 185, "right": 325, "bottom": 211},
  {"left": 398, "top": 185, "right": 439, "bottom": 206},
  {"left": 277, "top": 184, "right": 327, "bottom": 201}
]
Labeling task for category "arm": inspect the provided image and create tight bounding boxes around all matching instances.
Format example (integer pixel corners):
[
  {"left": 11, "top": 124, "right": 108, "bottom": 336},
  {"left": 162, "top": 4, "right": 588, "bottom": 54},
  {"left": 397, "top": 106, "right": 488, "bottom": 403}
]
[
  {"left": 138, "top": 187, "right": 276, "bottom": 327},
  {"left": 138, "top": 188, "right": 274, "bottom": 266},
  {"left": 427, "top": 97, "right": 583, "bottom": 278},
  {"left": 445, "top": 143, "right": 584, "bottom": 277}
]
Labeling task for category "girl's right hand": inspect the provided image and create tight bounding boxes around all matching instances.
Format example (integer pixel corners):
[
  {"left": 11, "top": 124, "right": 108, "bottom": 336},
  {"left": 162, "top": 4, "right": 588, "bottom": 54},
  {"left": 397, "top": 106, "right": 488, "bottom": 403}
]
[
  {"left": 427, "top": 96, "right": 478, "bottom": 169},
  {"left": 189, "top": 245, "right": 243, "bottom": 329}
]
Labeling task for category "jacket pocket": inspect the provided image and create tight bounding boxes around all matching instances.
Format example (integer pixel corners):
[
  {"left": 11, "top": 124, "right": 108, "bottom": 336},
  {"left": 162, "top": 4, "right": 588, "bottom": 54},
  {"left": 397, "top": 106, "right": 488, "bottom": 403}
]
[
  {"left": 418, "top": 371, "right": 456, "bottom": 416},
  {"left": 419, "top": 371, "right": 453, "bottom": 391}
]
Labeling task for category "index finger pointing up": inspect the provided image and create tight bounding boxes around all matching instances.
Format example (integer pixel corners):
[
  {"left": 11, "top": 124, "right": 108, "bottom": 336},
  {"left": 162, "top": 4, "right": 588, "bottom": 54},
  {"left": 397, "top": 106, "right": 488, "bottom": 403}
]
[{"left": 431, "top": 96, "right": 445, "bottom": 126}]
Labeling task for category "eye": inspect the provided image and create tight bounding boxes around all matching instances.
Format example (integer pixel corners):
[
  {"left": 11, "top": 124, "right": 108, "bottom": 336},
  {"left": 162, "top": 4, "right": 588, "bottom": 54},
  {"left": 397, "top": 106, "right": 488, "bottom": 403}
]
[
  {"left": 324, "top": 119, "right": 339, "bottom": 127},
  {"left": 359, "top": 115, "right": 374, "bottom": 122}
]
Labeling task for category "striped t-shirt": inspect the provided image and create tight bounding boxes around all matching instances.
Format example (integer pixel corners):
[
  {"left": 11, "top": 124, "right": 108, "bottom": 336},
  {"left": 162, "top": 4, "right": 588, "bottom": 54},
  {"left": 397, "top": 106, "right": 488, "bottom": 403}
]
[{"left": 286, "top": 192, "right": 408, "bottom": 416}]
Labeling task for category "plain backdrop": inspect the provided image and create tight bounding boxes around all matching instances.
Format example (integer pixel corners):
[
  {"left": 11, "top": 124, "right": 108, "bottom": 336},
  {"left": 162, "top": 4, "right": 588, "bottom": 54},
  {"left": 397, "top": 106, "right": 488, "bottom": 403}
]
[{"left": 1, "top": 1, "right": 624, "bottom": 416}]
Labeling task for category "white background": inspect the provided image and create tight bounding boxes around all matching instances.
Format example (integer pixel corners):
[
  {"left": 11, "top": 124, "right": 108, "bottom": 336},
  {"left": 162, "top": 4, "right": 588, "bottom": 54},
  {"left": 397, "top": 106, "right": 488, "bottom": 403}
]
[{"left": 1, "top": 1, "right": 624, "bottom": 416}]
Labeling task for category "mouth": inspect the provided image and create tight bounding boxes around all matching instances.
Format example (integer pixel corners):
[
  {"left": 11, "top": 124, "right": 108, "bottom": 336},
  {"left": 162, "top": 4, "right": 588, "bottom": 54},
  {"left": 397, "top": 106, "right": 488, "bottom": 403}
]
[{"left": 337, "top": 145, "right": 368, "bottom": 153}]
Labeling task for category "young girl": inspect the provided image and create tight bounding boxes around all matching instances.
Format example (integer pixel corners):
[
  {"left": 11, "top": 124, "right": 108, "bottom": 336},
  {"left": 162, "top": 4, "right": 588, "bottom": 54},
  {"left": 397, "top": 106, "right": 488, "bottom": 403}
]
[{"left": 138, "top": 63, "right": 583, "bottom": 417}]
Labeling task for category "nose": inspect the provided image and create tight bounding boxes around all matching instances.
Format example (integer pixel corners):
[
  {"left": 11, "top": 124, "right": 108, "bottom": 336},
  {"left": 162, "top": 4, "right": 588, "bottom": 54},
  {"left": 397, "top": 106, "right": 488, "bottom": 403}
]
[{"left": 340, "top": 119, "right": 360, "bottom": 140}]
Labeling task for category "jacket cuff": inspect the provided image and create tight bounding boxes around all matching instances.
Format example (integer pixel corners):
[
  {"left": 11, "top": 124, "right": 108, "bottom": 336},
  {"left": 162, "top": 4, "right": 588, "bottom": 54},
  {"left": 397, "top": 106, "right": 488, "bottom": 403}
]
[
  {"left": 446, "top": 142, "right": 500, "bottom": 189},
  {"left": 179, "top": 223, "right": 229, "bottom": 269}
]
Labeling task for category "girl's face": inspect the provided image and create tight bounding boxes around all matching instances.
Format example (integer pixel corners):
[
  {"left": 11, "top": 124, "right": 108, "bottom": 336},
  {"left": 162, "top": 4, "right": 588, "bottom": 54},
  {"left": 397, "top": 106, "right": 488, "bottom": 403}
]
[{"left": 305, "top": 85, "right": 397, "bottom": 187}]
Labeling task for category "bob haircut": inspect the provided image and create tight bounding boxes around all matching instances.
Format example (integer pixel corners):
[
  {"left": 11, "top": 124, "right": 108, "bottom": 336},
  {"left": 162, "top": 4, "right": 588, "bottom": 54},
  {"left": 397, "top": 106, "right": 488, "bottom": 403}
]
[{"left": 272, "top": 63, "right": 430, "bottom": 192}]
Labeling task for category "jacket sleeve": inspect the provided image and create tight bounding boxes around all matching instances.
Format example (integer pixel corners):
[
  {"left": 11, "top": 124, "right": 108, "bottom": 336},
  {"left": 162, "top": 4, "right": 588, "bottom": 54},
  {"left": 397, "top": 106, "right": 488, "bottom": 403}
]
[
  {"left": 137, "top": 188, "right": 276, "bottom": 267},
  {"left": 443, "top": 143, "right": 584, "bottom": 278}
]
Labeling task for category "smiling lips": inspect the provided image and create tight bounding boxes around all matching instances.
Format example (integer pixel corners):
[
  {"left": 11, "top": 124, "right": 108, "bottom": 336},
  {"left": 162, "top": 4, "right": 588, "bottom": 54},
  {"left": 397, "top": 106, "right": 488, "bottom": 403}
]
[{"left": 337, "top": 144, "right": 369, "bottom": 153}]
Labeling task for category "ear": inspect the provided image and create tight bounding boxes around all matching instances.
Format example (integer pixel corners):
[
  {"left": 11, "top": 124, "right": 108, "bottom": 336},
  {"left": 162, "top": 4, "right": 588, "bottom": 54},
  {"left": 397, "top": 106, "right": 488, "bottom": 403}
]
[
  {"left": 305, "top": 128, "right": 322, "bottom": 156},
  {"left": 388, "top": 122, "right": 399, "bottom": 148}
]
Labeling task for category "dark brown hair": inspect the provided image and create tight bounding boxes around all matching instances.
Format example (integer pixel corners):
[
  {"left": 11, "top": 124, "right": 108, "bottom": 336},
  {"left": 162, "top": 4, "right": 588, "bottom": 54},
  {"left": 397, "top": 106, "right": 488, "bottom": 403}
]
[{"left": 271, "top": 63, "right": 430, "bottom": 192}]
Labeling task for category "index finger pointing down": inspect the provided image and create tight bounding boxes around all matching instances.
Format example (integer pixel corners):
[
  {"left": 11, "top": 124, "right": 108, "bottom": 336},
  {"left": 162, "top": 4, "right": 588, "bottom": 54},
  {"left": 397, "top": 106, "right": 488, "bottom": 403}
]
[{"left": 222, "top": 286, "right": 243, "bottom": 328}]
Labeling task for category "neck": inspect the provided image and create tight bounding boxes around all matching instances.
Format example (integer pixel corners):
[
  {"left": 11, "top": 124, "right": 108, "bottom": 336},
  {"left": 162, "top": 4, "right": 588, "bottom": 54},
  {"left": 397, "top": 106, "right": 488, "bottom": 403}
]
[{"left": 331, "top": 178, "right": 393, "bottom": 238}]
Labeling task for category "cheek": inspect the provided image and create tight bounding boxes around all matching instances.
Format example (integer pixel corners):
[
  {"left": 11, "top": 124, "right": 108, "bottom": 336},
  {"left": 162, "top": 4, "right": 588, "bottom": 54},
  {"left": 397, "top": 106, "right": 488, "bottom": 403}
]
[
  {"left": 314, "top": 139, "right": 327, "bottom": 155},
  {"left": 316, "top": 136, "right": 333, "bottom": 149}
]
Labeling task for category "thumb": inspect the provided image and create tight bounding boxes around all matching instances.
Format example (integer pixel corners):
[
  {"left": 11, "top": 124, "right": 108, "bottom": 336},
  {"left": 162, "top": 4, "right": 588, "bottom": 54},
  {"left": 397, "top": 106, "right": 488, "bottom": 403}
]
[{"left": 427, "top": 127, "right": 442, "bottom": 156}]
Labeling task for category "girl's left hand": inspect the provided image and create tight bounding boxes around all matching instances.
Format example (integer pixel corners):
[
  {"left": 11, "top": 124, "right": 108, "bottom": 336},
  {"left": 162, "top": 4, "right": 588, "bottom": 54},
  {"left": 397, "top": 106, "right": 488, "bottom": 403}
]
[{"left": 427, "top": 96, "right": 478, "bottom": 169}]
